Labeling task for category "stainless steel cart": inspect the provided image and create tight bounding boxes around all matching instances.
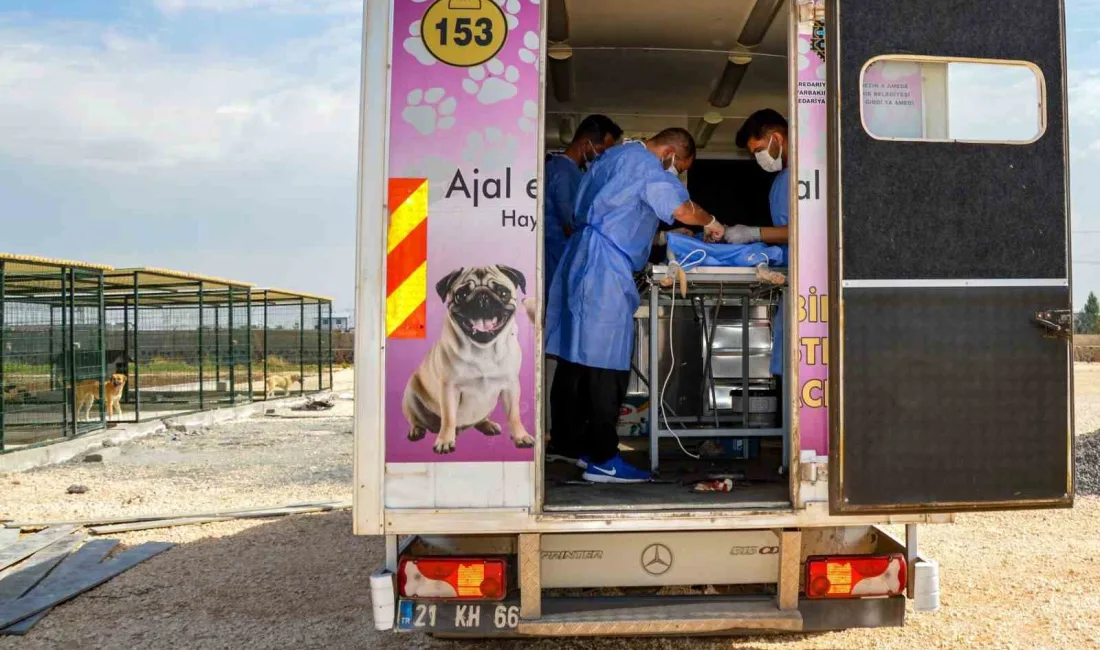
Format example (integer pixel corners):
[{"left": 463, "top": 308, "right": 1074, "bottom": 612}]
[{"left": 644, "top": 266, "right": 788, "bottom": 474}]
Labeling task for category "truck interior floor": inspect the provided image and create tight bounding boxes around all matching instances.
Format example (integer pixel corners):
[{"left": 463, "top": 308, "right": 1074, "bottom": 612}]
[{"left": 543, "top": 447, "right": 790, "bottom": 512}]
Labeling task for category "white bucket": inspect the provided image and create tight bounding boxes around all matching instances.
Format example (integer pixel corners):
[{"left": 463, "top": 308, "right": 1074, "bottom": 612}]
[
  {"left": 915, "top": 589, "right": 941, "bottom": 612},
  {"left": 913, "top": 560, "right": 940, "bottom": 612},
  {"left": 370, "top": 570, "right": 396, "bottom": 631}
]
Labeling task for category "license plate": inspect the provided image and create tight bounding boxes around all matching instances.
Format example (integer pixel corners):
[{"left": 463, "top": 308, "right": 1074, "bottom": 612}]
[{"left": 397, "top": 598, "right": 522, "bottom": 633}]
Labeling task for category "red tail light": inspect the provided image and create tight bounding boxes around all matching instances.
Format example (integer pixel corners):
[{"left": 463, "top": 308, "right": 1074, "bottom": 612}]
[
  {"left": 805, "top": 553, "right": 907, "bottom": 599},
  {"left": 397, "top": 558, "right": 507, "bottom": 601}
]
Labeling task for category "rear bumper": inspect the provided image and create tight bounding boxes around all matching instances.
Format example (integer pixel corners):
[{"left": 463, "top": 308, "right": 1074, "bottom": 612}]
[
  {"left": 396, "top": 595, "right": 905, "bottom": 637},
  {"left": 800, "top": 595, "right": 906, "bottom": 631}
]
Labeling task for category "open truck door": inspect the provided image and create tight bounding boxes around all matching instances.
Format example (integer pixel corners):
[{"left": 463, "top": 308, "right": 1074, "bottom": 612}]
[{"left": 826, "top": 0, "right": 1073, "bottom": 515}]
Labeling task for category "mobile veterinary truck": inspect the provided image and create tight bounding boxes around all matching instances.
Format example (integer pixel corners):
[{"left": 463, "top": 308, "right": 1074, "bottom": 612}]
[{"left": 354, "top": 0, "right": 1073, "bottom": 637}]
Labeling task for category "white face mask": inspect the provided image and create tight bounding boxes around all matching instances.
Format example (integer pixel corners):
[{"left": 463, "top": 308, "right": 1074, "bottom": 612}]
[
  {"left": 583, "top": 140, "right": 597, "bottom": 165},
  {"left": 755, "top": 135, "right": 784, "bottom": 173},
  {"left": 664, "top": 153, "right": 679, "bottom": 176}
]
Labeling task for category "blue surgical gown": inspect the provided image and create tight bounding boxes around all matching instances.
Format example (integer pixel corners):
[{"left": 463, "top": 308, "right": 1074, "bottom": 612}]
[
  {"left": 769, "top": 168, "right": 790, "bottom": 377},
  {"left": 544, "top": 155, "right": 583, "bottom": 299},
  {"left": 545, "top": 143, "right": 690, "bottom": 371}
]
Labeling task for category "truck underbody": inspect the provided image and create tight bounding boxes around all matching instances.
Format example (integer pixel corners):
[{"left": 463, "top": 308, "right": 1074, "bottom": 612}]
[{"left": 386, "top": 524, "right": 928, "bottom": 637}]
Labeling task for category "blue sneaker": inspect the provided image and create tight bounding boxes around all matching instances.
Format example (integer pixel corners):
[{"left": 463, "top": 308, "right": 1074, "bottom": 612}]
[{"left": 582, "top": 455, "right": 651, "bottom": 484}]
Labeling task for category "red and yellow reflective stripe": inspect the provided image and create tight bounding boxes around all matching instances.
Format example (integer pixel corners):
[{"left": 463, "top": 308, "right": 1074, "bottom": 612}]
[{"left": 386, "top": 178, "right": 428, "bottom": 339}]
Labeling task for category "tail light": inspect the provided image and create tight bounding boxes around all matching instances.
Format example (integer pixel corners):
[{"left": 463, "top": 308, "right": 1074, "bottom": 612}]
[
  {"left": 805, "top": 553, "right": 907, "bottom": 599},
  {"left": 397, "top": 558, "right": 507, "bottom": 601}
]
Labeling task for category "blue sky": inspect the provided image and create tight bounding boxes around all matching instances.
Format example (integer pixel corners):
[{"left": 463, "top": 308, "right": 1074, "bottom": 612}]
[{"left": 2, "top": 0, "right": 1100, "bottom": 311}]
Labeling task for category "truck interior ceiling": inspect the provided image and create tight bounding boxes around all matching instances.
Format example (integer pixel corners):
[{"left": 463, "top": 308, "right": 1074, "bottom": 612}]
[{"left": 542, "top": 0, "right": 793, "bottom": 512}]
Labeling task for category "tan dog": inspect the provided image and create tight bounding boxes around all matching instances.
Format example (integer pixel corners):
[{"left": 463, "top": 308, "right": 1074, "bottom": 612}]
[
  {"left": 75, "top": 374, "right": 127, "bottom": 421},
  {"left": 403, "top": 265, "right": 535, "bottom": 454},
  {"left": 265, "top": 373, "right": 301, "bottom": 398}
]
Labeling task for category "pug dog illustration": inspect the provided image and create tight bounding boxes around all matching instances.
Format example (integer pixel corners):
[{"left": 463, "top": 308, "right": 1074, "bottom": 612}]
[{"left": 403, "top": 265, "right": 535, "bottom": 454}]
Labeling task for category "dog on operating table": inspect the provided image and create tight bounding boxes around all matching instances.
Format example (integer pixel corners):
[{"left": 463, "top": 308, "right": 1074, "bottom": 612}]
[{"left": 403, "top": 265, "right": 536, "bottom": 454}]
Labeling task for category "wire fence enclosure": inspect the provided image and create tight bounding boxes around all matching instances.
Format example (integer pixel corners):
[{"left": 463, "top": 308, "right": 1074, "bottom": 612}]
[
  {"left": 101, "top": 271, "right": 336, "bottom": 423},
  {"left": 253, "top": 290, "right": 334, "bottom": 397},
  {"left": 103, "top": 268, "right": 256, "bottom": 423},
  {"left": 2, "top": 254, "right": 336, "bottom": 451},
  {"left": 1, "top": 254, "right": 110, "bottom": 452}
]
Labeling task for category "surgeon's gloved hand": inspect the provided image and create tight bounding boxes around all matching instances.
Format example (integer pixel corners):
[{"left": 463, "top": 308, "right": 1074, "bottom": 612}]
[
  {"left": 723, "top": 224, "right": 761, "bottom": 245},
  {"left": 703, "top": 218, "right": 726, "bottom": 243}
]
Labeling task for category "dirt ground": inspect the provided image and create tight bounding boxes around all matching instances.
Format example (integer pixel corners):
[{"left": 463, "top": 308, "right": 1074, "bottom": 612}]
[{"left": 2, "top": 368, "right": 1099, "bottom": 650}]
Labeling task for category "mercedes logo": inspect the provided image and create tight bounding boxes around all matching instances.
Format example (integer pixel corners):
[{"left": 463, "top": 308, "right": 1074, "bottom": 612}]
[{"left": 640, "top": 543, "right": 673, "bottom": 576}]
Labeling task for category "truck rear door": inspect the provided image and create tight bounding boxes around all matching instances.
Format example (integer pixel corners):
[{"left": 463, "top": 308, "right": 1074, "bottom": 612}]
[{"left": 827, "top": 0, "right": 1073, "bottom": 514}]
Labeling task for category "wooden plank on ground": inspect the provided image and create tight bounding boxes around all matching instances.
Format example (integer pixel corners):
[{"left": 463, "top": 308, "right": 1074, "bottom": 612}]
[
  {"left": 5, "top": 501, "right": 351, "bottom": 530},
  {"left": 87, "top": 502, "right": 352, "bottom": 535},
  {"left": 2, "top": 540, "right": 120, "bottom": 635},
  {"left": 0, "top": 535, "right": 83, "bottom": 601},
  {"left": 0, "top": 527, "right": 79, "bottom": 573},
  {"left": 0, "top": 542, "right": 173, "bottom": 631}
]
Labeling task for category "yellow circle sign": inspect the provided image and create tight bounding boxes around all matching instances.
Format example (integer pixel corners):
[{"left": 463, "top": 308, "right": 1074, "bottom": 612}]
[{"left": 421, "top": 0, "right": 509, "bottom": 68}]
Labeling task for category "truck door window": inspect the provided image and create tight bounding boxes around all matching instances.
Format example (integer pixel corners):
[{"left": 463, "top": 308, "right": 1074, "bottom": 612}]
[{"left": 860, "top": 57, "right": 1045, "bottom": 144}]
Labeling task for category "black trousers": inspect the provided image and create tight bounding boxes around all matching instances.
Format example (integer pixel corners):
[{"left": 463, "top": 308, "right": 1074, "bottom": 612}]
[{"left": 549, "top": 359, "right": 630, "bottom": 465}]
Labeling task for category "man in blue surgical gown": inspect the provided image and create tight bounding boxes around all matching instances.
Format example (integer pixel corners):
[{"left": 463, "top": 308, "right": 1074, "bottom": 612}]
[
  {"left": 724, "top": 109, "right": 790, "bottom": 389},
  {"left": 544, "top": 115, "right": 623, "bottom": 300},
  {"left": 546, "top": 128, "right": 727, "bottom": 483},
  {"left": 543, "top": 116, "right": 622, "bottom": 466}
]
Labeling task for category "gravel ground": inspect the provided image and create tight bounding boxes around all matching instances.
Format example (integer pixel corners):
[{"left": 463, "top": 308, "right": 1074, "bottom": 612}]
[
  {"left": 1078, "top": 432, "right": 1100, "bottom": 496},
  {"left": 2, "top": 367, "right": 1100, "bottom": 649},
  {"left": 1, "top": 394, "right": 354, "bottom": 526}
]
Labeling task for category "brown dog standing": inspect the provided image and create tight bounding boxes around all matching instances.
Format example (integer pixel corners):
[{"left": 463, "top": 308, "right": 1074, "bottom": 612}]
[
  {"left": 75, "top": 373, "right": 127, "bottom": 421},
  {"left": 265, "top": 373, "right": 302, "bottom": 398}
]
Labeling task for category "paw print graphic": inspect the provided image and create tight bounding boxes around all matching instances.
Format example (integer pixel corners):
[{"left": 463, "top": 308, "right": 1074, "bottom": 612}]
[
  {"left": 462, "top": 58, "right": 520, "bottom": 106},
  {"left": 401, "top": 88, "right": 457, "bottom": 136},
  {"left": 463, "top": 127, "right": 518, "bottom": 172},
  {"left": 494, "top": 0, "right": 522, "bottom": 30},
  {"left": 403, "top": 19, "right": 435, "bottom": 66},
  {"left": 518, "top": 100, "right": 538, "bottom": 133},
  {"left": 518, "top": 31, "right": 539, "bottom": 65}
]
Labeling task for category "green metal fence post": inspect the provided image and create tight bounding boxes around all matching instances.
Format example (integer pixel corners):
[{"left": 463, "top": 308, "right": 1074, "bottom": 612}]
[
  {"left": 317, "top": 301, "right": 323, "bottom": 392},
  {"left": 228, "top": 286, "right": 235, "bottom": 405},
  {"left": 0, "top": 261, "right": 5, "bottom": 451},
  {"left": 58, "top": 268, "right": 67, "bottom": 437},
  {"left": 198, "top": 282, "right": 205, "bottom": 410},
  {"left": 299, "top": 297, "right": 305, "bottom": 395},
  {"left": 132, "top": 272, "right": 141, "bottom": 422},
  {"left": 262, "top": 291, "right": 269, "bottom": 401},
  {"left": 246, "top": 290, "right": 253, "bottom": 402},
  {"left": 97, "top": 272, "right": 106, "bottom": 428},
  {"left": 67, "top": 269, "right": 77, "bottom": 437},
  {"left": 327, "top": 303, "right": 334, "bottom": 391},
  {"left": 214, "top": 297, "right": 221, "bottom": 388},
  {"left": 122, "top": 296, "right": 130, "bottom": 407},
  {"left": 49, "top": 303, "right": 56, "bottom": 390}
]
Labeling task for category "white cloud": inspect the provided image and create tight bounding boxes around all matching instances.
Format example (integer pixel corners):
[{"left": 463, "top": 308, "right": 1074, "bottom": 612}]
[
  {"left": 0, "top": 16, "right": 363, "bottom": 306},
  {"left": 1069, "top": 72, "right": 1100, "bottom": 160},
  {"left": 0, "top": 21, "right": 360, "bottom": 172},
  {"left": 155, "top": 0, "right": 360, "bottom": 15}
]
